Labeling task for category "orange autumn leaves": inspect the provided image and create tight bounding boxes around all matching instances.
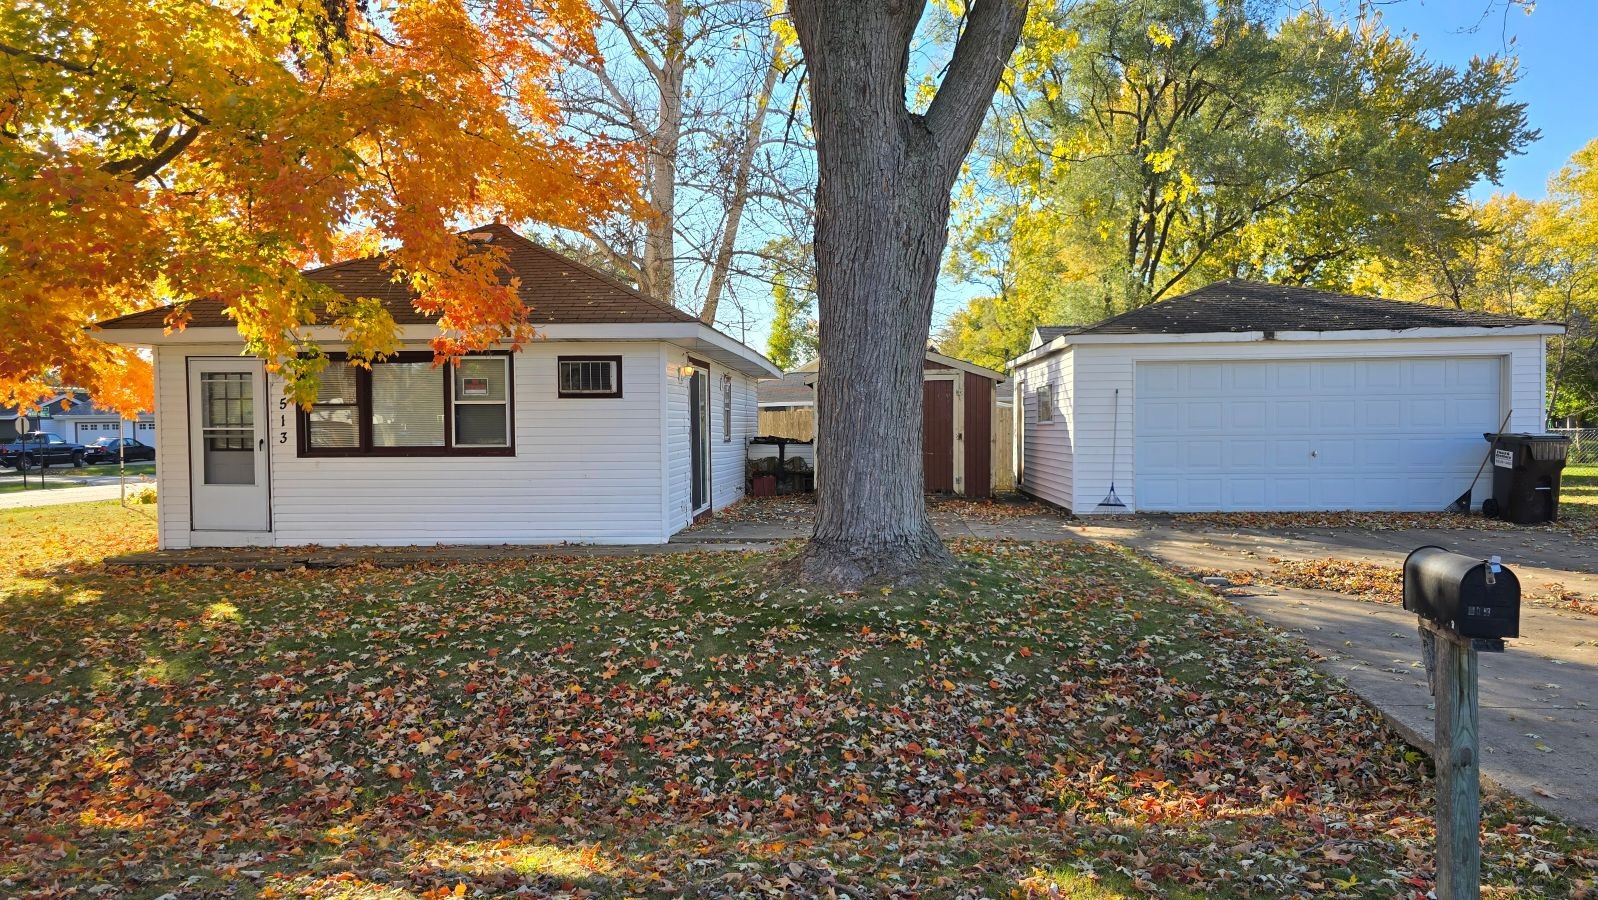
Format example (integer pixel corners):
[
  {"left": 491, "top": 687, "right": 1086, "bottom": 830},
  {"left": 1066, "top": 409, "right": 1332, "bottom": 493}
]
[{"left": 0, "top": 0, "right": 639, "bottom": 413}]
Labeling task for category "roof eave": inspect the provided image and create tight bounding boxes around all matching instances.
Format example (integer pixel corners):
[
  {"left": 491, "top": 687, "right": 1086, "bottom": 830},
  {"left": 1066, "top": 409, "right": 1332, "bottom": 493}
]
[
  {"left": 1063, "top": 323, "right": 1563, "bottom": 344},
  {"left": 90, "top": 321, "right": 783, "bottom": 377}
]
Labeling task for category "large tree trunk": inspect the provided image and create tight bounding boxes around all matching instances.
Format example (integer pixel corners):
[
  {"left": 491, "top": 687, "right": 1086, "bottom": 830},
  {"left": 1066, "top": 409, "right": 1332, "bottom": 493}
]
[
  {"left": 640, "top": 0, "right": 686, "bottom": 304},
  {"left": 790, "top": 0, "right": 1026, "bottom": 588}
]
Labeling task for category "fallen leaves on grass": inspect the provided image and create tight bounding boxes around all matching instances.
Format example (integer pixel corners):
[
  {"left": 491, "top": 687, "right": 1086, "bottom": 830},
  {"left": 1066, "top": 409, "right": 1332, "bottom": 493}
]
[
  {"left": 0, "top": 500, "right": 156, "bottom": 585},
  {"left": 2, "top": 542, "right": 1596, "bottom": 897},
  {"left": 1233, "top": 558, "right": 1598, "bottom": 617}
]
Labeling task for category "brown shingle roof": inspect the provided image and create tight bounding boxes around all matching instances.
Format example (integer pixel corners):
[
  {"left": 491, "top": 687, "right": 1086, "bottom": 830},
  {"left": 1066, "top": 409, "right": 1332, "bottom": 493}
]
[
  {"left": 96, "top": 224, "right": 698, "bottom": 330},
  {"left": 1056, "top": 279, "right": 1554, "bottom": 337}
]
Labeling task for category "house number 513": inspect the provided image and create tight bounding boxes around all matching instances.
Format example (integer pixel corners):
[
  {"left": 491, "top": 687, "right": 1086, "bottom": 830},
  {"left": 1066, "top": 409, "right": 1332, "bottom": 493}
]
[{"left": 278, "top": 397, "right": 290, "bottom": 444}]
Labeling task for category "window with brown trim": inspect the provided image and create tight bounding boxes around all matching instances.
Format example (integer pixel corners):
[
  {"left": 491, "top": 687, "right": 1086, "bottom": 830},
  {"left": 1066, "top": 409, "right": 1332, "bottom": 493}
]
[
  {"left": 299, "top": 353, "right": 514, "bottom": 456},
  {"left": 557, "top": 356, "right": 622, "bottom": 398}
]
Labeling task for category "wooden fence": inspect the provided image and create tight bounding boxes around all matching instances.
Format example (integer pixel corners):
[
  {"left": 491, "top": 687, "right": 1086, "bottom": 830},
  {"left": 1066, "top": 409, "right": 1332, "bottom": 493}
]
[
  {"left": 758, "top": 402, "right": 1016, "bottom": 495},
  {"left": 991, "top": 402, "right": 1015, "bottom": 493},
  {"left": 757, "top": 407, "right": 816, "bottom": 441}
]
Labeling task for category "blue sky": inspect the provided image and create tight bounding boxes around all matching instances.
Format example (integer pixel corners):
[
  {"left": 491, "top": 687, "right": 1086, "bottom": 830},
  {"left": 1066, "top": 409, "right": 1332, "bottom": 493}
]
[
  {"left": 1368, "top": 0, "right": 1598, "bottom": 199},
  {"left": 919, "top": 1, "right": 1598, "bottom": 337}
]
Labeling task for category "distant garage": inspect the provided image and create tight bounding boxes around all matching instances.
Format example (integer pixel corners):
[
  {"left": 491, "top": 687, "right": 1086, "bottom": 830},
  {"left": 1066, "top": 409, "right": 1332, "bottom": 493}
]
[{"left": 1008, "top": 281, "right": 1564, "bottom": 514}]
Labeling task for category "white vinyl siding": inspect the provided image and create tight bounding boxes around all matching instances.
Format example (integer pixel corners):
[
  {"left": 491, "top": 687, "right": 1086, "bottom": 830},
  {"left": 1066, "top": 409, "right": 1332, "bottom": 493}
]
[
  {"left": 154, "top": 341, "right": 694, "bottom": 547},
  {"left": 1015, "top": 347, "right": 1074, "bottom": 510}
]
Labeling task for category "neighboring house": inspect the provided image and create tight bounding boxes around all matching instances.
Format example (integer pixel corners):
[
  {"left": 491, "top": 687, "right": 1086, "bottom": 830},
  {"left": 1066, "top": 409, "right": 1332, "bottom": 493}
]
[
  {"left": 755, "top": 350, "right": 1007, "bottom": 498},
  {"left": 1009, "top": 280, "right": 1563, "bottom": 514},
  {"left": 93, "top": 224, "right": 781, "bottom": 549},
  {"left": 1, "top": 393, "right": 156, "bottom": 447}
]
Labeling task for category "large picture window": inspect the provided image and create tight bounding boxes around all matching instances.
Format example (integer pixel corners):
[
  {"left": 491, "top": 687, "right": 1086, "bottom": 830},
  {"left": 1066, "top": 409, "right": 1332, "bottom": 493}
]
[{"left": 300, "top": 353, "right": 513, "bottom": 456}]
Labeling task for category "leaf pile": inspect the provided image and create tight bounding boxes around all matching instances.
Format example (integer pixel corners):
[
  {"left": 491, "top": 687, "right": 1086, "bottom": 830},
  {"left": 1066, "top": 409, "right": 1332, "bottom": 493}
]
[{"left": 2, "top": 538, "right": 1596, "bottom": 896}]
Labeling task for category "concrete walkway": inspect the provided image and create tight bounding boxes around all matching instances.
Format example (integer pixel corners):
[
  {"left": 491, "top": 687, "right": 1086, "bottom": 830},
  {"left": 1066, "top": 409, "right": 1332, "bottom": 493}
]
[
  {"left": 1090, "top": 520, "right": 1598, "bottom": 833},
  {"left": 0, "top": 482, "right": 150, "bottom": 510}
]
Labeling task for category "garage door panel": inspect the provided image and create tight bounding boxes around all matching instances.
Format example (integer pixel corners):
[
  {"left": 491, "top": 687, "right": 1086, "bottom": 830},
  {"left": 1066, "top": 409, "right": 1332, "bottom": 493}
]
[
  {"left": 1366, "top": 399, "right": 1403, "bottom": 427},
  {"left": 1139, "top": 400, "right": 1185, "bottom": 434},
  {"left": 1314, "top": 399, "right": 1357, "bottom": 429},
  {"left": 1366, "top": 360, "right": 1403, "bottom": 388},
  {"left": 1230, "top": 400, "right": 1267, "bottom": 428},
  {"left": 1229, "top": 364, "right": 1268, "bottom": 392},
  {"left": 1187, "top": 440, "right": 1224, "bottom": 468},
  {"left": 1274, "top": 402, "right": 1311, "bottom": 429},
  {"left": 1454, "top": 397, "right": 1498, "bottom": 426},
  {"left": 1320, "top": 361, "right": 1359, "bottom": 390},
  {"left": 1134, "top": 356, "right": 1502, "bottom": 512},
  {"left": 1186, "top": 364, "right": 1224, "bottom": 393},
  {"left": 1183, "top": 401, "right": 1225, "bottom": 431},
  {"left": 1406, "top": 400, "right": 1446, "bottom": 427},
  {"left": 1228, "top": 479, "right": 1267, "bottom": 506},
  {"left": 1276, "top": 364, "right": 1312, "bottom": 390},
  {"left": 1228, "top": 442, "right": 1267, "bottom": 468},
  {"left": 1141, "top": 439, "right": 1186, "bottom": 468},
  {"left": 1139, "top": 364, "right": 1182, "bottom": 394}
]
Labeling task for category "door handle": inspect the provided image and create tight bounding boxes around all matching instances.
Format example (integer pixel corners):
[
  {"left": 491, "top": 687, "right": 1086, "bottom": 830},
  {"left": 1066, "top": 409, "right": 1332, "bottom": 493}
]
[{"left": 259, "top": 437, "right": 265, "bottom": 451}]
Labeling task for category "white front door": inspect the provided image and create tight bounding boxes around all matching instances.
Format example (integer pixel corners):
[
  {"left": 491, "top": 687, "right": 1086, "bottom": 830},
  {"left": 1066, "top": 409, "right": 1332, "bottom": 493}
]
[
  {"left": 1134, "top": 356, "right": 1503, "bottom": 512},
  {"left": 188, "top": 359, "right": 270, "bottom": 531}
]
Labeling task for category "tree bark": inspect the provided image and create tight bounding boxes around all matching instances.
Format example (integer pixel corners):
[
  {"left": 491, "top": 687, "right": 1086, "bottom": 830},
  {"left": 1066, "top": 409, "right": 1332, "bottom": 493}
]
[
  {"left": 699, "top": 35, "right": 783, "bottom": 326},
  {"left": 639, "top": 0, "right": 687, "bottom": 304},
  {"left": 790, "top": 0, "right": 1026, "bottom": 588}
]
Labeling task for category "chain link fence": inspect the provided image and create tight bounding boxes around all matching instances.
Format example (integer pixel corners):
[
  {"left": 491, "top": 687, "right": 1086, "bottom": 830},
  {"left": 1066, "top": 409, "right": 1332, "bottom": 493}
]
[{"left": 1548, "top": 428, "right": 1598, "bottom": 465}]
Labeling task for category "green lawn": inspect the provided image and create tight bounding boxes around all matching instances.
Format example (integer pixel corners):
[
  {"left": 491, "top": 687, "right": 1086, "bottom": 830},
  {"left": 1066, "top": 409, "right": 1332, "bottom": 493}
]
[
  {"left": 1562, "top": 463, "right": 1598, "bottom": 507},
  {"left": 1, "top": 505, "right": 1594, "bottom": 897}
]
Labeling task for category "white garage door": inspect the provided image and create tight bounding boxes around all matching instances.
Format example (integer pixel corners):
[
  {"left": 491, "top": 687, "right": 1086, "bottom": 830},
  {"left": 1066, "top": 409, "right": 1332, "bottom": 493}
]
[
  {"left": 75, "top": 421, "right": 121, "bottom": 441},
  {"left": 1135, "top": 357, "right": 1502, "bottom": 512}
]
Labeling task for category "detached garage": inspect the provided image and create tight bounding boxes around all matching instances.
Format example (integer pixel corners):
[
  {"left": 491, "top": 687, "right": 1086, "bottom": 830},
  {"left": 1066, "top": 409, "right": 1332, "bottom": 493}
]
[{"left": 1009, "top": 280, "right": 1563, "bottom": 514}]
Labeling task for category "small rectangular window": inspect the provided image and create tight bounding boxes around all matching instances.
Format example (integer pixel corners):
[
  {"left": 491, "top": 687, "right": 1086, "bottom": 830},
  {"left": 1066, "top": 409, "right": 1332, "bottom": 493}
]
[
  {"left": 1037, "top": 384, "right": 1055, "bottom": 423},
  {"left": 722, "top": 374, "right": 733, "bottom": 442},
  {"left": 557, "top": 356, "right": 621, "bottom": 397}
]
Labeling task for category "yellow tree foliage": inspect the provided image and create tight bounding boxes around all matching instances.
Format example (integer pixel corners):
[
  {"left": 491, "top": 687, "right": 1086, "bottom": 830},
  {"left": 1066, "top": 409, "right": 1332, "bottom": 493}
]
[{"left": 0, "top": 0, "right": 637, "bottom": 413}]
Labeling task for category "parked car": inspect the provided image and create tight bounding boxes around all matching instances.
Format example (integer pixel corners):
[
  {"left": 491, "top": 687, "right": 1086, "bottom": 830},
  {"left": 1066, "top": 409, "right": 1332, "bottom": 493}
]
[
  {"left": 0, "top": 432, "right": 87, "bottom": 469},
  {"left": 82, "top": 436, "right": 157, "bottom": 464}
]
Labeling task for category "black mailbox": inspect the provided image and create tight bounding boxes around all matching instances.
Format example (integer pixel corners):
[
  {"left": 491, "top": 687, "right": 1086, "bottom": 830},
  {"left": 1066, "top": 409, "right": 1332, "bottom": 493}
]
[{"left": 1402, "top": 546, "right": 1520, "bottom": 639}]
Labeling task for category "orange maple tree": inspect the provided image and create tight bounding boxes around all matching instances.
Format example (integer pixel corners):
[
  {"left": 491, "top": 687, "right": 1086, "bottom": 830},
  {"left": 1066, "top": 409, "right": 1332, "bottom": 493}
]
[{"left": 0, "top": 0, "right": 637, "bottom": 414}]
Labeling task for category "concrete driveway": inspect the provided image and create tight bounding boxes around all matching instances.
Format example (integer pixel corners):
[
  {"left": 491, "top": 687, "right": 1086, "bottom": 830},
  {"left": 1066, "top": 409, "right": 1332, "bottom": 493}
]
[{"left": 1082, "top": 517, "right": 1598, "bottom": 833}]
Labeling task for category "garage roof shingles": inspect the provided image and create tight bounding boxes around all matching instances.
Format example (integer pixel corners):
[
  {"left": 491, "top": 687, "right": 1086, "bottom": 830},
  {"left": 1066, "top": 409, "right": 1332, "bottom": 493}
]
[
  {"left": 96, "top": 223, "right": 698, "bottom": 331},
  {"left": 1049, "top": 279, "right": 1553, "bottom": 337}
]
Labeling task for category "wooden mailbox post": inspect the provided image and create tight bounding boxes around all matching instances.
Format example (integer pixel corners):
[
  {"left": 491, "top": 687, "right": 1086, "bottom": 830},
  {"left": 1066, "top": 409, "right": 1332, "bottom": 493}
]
[{"left": 1404, "top": 547, "right": 1520, "bottom": 900}]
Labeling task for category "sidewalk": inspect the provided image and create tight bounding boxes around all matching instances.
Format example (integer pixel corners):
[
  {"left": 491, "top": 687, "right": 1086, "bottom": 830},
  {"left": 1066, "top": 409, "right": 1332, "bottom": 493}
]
[{"left": 0, "top": 482, "right": 150, "bottom": 510}]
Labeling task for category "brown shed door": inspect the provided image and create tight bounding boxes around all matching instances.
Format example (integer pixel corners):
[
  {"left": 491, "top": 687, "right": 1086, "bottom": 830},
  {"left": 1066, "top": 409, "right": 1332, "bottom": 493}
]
[{"left": 923, "top": 379, "right": 955, "bottom": 493}]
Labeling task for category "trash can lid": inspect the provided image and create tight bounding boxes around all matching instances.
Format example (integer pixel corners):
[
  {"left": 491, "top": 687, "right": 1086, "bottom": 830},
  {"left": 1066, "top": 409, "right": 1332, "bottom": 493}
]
[{"left": 1484, "top": 432, "right": 1572, "bottom": 443}]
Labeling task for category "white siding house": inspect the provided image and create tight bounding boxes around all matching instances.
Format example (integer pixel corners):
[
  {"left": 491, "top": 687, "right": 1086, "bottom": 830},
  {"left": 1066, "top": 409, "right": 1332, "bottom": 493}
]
[
  {"left": 95, "top": 225, "right": 780, "bottom": 549},
  {"left": 1010, "top": 281, "right": 1563, "bottom": 514}
]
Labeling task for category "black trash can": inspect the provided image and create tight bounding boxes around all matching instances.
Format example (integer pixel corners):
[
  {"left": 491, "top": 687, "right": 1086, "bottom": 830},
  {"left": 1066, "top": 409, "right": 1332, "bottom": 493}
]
[{"left": 1483, "top": 432, "right": 1570, "bottom": 524}]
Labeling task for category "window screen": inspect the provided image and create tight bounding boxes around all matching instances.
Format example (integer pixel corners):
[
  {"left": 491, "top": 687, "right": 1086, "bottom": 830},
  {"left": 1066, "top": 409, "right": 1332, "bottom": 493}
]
[{"left": 557, "top": 357, "right": 621, "bottom": 397}]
